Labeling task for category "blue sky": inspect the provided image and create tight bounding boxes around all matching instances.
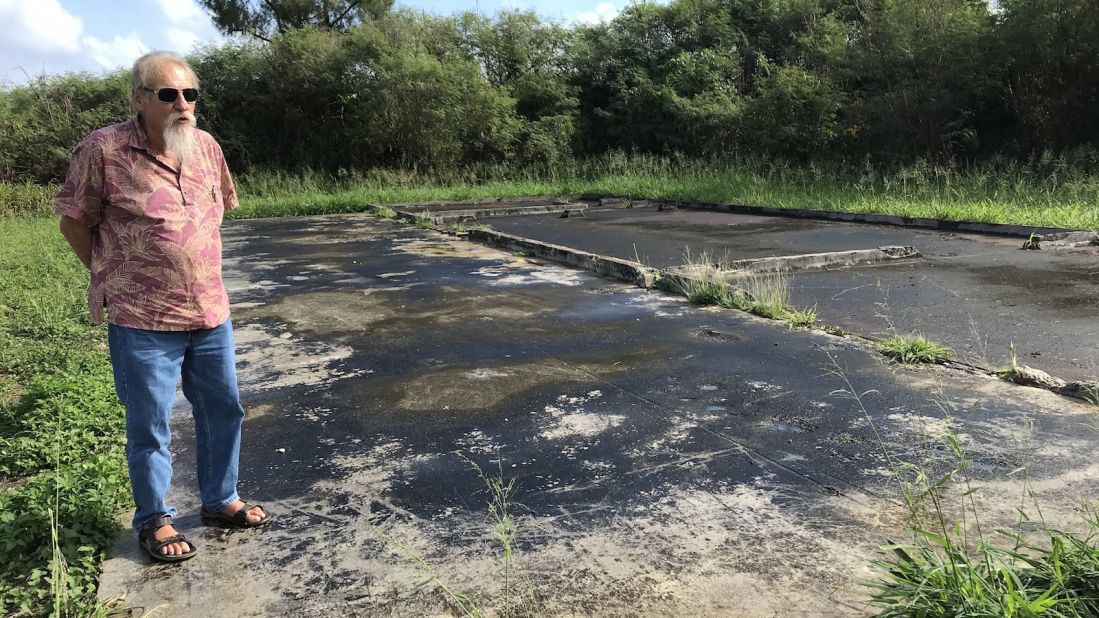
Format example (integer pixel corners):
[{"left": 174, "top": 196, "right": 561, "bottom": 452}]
[{"left": 0, "top": 0, "right": 641, "bottom": 86}]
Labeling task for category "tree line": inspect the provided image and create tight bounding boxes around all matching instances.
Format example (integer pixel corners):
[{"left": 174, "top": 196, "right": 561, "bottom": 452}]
[{"left": 1, "top": 0, "right": 1097, "bottom": 184}]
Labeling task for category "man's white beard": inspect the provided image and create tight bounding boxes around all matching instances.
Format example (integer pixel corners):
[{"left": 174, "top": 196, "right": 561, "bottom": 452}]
[{"left": 163, "top": 112, "right": 197, "bottom": 164}]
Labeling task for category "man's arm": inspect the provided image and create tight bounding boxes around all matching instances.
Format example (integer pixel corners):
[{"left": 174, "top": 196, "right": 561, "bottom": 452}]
[{"left": 60, "top": 216, "right": 93, "bottom": 270}]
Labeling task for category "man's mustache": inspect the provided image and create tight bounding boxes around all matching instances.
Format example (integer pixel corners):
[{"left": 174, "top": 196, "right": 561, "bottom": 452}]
[{"left": 167, "top": 111, "right": 196, "bottom": 126}]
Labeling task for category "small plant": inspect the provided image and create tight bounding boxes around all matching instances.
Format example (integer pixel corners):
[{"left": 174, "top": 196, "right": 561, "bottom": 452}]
[
  {"left": 415, "top": 210, "right": 435, "bottom": 228},
  {"left": 879, "top": 334, "right": 954, "bottom": 364},
  {"left": 784, "top": 305, "right": 818, "bottom": 328},
  {"left": 740, "top": 270, "right": 791, "bottom": 319},
  {"left": 372, "top": 205, "right": 398, "bottom": 219},
  {"left": 995, "top": 342, "right": 1022, "bottom": 381}
]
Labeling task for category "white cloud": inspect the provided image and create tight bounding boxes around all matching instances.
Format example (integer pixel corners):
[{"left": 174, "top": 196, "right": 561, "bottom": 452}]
[
  {"left": 165, "top": 26, "right": 202, "bottom": 53},
  {"left": 576, "top": 2, "right": 619, "bottom": 25},
  {"left": 0, "top": 0, "right": 84, "bottom": 55},
  {"left": 154, "top": 0, "right": 205, "bottom": 23},
  {"left": 82, "top": 33, "right": 150, "bottom": 70}
]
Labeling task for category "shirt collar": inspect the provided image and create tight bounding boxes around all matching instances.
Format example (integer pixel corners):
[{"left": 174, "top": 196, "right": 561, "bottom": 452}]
[{"left": 126, "top": 115, "right": 157, "bottom": 153}]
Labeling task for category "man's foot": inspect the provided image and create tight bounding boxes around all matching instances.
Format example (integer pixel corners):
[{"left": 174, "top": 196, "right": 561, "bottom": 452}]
[
  {"left": 138, "top": 515, "right": 196, "bottom": 562},
  {"left": 221, "top": 499, "right": 267, "bottom": 525},
  {"left": 154, "top": 523, "right": 191, "bottom": 556},
  {"left": 201, "top": 500, "right": 274, "bottom": 528}
]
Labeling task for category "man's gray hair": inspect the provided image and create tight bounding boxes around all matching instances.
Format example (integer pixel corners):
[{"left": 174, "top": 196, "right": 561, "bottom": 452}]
[{"left": 130, "top": 51, "right": 199, "bottom": 108}]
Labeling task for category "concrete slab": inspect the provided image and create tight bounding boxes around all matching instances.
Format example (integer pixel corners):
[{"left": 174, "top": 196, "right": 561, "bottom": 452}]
[
  {"left": 100, "top": 214, "right": 1099, "bottom": 617},
  {"left": 485, "top": 207, "right": 1099, "bottom": 383}
]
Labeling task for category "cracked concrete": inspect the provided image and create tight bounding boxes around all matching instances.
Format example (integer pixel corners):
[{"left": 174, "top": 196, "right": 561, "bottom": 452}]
[{"left": 99, "top": 212, "right": 1099, "bottom": 617}]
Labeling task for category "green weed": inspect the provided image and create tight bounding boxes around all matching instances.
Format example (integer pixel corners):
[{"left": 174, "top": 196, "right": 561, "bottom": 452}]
[
  {"left": 784, "top": 306, "right": 818, "bottom": 329},
  {"left": 415, "top": 210, "right": 436, "bottom": 229},
  {"left": 828, "top": 354, "right": 1099, "bottom": 617},
  {"left": 879, "top": 334, "right": 955, "bottom": 364},
  {"left": 371, "top": 205, "right": 398, "bottom": 219},
  {"left": 0, "top": 218, "right": 130, "bottom": 617}
]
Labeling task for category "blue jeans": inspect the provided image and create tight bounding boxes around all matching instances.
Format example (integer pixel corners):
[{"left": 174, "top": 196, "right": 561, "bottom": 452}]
[{"left": 108, "top": 319, "right": 245, "bottom": 531}]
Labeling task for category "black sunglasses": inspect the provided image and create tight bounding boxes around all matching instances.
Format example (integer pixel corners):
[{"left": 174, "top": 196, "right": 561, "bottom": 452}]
[{"left": 143, "top": 87, "right": 199, "bottom": 103}]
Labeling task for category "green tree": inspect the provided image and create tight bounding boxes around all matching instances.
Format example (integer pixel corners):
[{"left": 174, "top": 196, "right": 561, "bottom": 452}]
[
  {"left": 200, "top": 0, "right": 393, "bottom": 41},
  {"left": 0, "top": 72, "right": 130, "bottom": 183},
  {"left": 998, "top": 0, "right": 1099, "bottom": 152},
  {"left": 843, "top": 0, "right": 1002, "bottom": 158}
]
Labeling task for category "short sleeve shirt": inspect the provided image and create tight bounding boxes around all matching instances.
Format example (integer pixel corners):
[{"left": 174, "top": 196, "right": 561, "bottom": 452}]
[{"left": 54, "top": 116, "right": 239, "bottom": 331}]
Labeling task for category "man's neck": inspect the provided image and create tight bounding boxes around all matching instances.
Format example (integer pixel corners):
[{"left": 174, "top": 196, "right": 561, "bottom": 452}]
[{"left": 137, "top": 114, "right": 168, "bottom": 154}]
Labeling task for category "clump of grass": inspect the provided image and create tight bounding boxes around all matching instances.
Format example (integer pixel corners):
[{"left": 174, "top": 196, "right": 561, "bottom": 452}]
[
  {"left": 828, "top": 353, "right": 1099, "bottom": 617},
  {"left": 870, "top": 518, "right": 1099, "bottom": 616},
  {"left": 371, "top": 205, "right": 398, "bottom": 219},
  {"left": 878, "top": 334, "right": 954, "bottom": 364},
  {"left": 740, "top": 269, "right": 791, "bottom": 320},
  {"left": 785, "top": 305, "right": 818, "bottom": 329},
  {"left": 675, "top": 250, "right": 817, "bottom": 327},
  {"left": 415, "top": 210, "right": 436, "bottom": 229}
]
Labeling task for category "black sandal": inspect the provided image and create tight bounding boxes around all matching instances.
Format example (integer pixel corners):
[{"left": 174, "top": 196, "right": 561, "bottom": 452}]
[
  {"left": 200, "top": 502, "right": 273, "bottom": 528},
  {"left": 138, "top": 515, "right": 196, "bottom": 563}
]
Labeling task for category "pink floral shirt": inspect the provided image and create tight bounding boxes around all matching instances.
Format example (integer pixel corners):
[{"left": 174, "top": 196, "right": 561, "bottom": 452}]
[{"left": 55, "top": 116, "right": 239, "bottom": 331}]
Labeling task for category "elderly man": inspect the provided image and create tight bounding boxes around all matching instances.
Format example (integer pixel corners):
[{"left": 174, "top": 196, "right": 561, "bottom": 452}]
[{"left": 56, "top": 51, "right": 271, "bottom": 562}]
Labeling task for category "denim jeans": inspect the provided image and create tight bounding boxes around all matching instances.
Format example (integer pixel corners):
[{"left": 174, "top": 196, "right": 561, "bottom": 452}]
[{"left": 108, "top": 319, "right": 245, "bottom": 530}]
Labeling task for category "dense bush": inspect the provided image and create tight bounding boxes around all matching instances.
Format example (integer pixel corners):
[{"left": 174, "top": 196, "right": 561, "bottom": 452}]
[{"left": 0, "top": 0, "right": 1096, "bottom": 184}]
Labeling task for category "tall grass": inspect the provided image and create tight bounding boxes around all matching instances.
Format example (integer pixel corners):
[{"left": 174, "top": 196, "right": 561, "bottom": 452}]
[
  {"left": 224, "top": 155, "right": 1099, "bottom": 228},
  {"left": 673, "top": 249, "right": 817, "bottom": 327},
  {"left": 9, "top": 154, "right": 1096, "bottom": 228}
]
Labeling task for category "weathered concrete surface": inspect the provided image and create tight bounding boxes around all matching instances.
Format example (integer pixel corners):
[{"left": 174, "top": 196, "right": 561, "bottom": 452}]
[
  {"left": 99, "top": 214, "right": 1099, "bottom": 617},
  {"left": 486, "top": 207, "right": 1099, "bottom": 383}
]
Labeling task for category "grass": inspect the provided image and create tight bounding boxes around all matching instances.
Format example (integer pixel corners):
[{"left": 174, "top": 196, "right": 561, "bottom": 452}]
[
  {"left": 0, "top": 218, "right": 130, "bottom": 617},
  {"left": 827, "top": 354, "right": 1099, "bottom": 617},
  {"left": 674, "top": 250, "right": 818, "bottom": 327},
  {"left": 879, "top": 334, "right": 955, "bottom": 364},
  {"left": 6, "top": 153, "right": 1099, "bottom": 229},
  {"left": 415, "top": 210, "right": 436, "bottom": 229},
  {"left": 369, "top": 453, "right": 538, "bottom": 617}
]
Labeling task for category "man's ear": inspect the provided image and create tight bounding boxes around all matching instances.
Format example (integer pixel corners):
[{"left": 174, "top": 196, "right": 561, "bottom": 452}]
[{"left": 132, "top": 89, "right": 146, "bottom": 113}]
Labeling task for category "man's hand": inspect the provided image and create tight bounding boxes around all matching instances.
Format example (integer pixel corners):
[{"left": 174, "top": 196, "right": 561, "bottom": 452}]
[{"left": 59, "top": 216, "right": 93, "bottom": 270}]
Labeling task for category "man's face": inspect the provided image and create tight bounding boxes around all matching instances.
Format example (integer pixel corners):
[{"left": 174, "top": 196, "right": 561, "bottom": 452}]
[{"left": 134, "top": 62, "right": 196, "bottom": 141}]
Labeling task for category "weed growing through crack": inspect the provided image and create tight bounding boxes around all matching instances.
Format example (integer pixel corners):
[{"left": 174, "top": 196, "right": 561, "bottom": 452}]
[
  {"left": 415, "top": 210, "right": 435, "bottom": 228},
  {"left": 371, "top": 205, "right": 398, "bottom": 219},
  {"left": 458, "top": 453, "right": 539, "bottom": 617},
  {"left": 676, "top": 249, "right": 816, "bottom": 327},
  {"left": 995, "top": 342, "right": 1023, "bottom": 382},
  {"left": 449, "top": 222, "right": 492, "bottom": 234},
  {"left": 879, "top": 334, "right": 954, "bottom": 364},
  {"left": 785, "top": 305, "right": 818, "bottom": 329},
  {"left": 366, "top": 452, "right": 538, "bottom": 617},
  {"left": 827, "top": 353, "right": 1099, "bottom": 616}
]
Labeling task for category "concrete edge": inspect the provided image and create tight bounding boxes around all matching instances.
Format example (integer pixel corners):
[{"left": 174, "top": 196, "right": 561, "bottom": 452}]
[
  {"left": 722, "top": 245, "right": 920, "bottom": 275},
  {"left": 467, "top": 228, "right": 660, "bottom": 288},
  {"left": 394, "top": 204, "right": 588, "bottom": 223}
]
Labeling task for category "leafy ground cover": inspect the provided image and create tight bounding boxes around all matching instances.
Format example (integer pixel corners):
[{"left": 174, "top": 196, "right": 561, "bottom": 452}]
[{"left": 0, "top": 218, "right": 129, "bottom": 616}]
